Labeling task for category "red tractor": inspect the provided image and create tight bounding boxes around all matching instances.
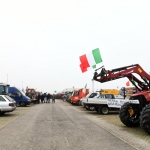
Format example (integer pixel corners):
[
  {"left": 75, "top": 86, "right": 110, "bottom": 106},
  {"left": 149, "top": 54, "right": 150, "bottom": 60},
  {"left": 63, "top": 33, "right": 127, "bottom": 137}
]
[
  {"left": 71, "top": 88, "right": 89, "bottom": 105},
  {"left": 93, "top": 64, "right": 150, "bottom": 134},
  {"left": 25, "top": 88, "right": 37, "bottom": 103}
]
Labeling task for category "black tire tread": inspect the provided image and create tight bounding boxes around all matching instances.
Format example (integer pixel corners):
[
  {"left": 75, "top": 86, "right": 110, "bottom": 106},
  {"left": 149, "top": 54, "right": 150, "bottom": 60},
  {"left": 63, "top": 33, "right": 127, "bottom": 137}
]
[
  {"left": 119, "top": 102, "right": 140, "bottom": 127},
  {"left": 140, "top": 104, "right": 150, "bottom": 134}
]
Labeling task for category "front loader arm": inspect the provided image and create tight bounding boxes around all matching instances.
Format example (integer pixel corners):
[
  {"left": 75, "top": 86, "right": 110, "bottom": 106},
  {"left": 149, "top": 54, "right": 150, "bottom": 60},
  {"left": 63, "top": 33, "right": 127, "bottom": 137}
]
[{"left": 93, "top": 64, "right": 150, "bottom": 91}]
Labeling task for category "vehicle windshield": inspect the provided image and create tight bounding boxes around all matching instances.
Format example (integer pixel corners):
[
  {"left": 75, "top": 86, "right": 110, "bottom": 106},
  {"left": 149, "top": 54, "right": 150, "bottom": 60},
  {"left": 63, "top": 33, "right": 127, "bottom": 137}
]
[
  {"left": 27, "top": 89, "right": 31, "bottom": 93},
  {"left": 5, "top": 95, "right": 15, "bottom": 102},
  {"left": 85, "top": 93, "right": 91, "bottom": 98},
  {"left": 0, "top": 85, "right": 9, "bottom": 94},
  {"left": 20, "top": 90, "right": 26, "bottom": 96},
  {"left": 73, "top": 91, "right": 79, "bottom": 96},
  {"left": 89, "top": 93, "right": 99, "bottom": 98}
]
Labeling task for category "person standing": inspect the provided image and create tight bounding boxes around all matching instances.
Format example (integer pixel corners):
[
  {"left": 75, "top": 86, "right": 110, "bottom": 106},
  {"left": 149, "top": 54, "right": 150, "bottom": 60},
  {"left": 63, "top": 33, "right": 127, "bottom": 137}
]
[
  {"left": 52, "top": 94, "right": 55, "bottom": 103},
  {"left": 44, "top": 93, "right": 47, "bottom": 103},
  {"left": 47, "top": 93, "right": 50, "bottom": 103},
  {"left": 41, "top": 94, "right": 44, "bottom": 103},
  {"left": 37, "top": 93, "right": 41, "bottom": 104}
]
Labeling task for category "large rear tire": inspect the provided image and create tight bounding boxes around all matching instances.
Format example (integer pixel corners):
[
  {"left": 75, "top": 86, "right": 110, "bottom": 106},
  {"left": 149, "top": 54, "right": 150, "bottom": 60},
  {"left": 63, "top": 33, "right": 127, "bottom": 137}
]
[
  {"left": 119, "top": 102, "right": 140, "bottom": 127},
  {"left": 140, "top": 104, "right": 150, "bottom": 134}
]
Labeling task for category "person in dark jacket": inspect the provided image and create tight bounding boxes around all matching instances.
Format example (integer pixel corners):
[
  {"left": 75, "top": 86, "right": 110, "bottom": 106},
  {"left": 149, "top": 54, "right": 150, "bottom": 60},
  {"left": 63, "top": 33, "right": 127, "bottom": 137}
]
[
  {"left": 41, "top": 94, "right": 44, "bottom": 103},
  {"left": 37, "top": 93, "right": 41, "bottom": 104},
  {"left": 47, "top": 93, "right": 51, "bottom": 103}
]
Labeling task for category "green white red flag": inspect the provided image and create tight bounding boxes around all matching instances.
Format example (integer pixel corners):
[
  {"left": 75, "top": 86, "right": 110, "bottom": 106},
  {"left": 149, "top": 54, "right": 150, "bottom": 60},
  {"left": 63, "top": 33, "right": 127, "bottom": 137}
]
[{"left": 79, "top": 48, "right": 103, "bottom": 73}]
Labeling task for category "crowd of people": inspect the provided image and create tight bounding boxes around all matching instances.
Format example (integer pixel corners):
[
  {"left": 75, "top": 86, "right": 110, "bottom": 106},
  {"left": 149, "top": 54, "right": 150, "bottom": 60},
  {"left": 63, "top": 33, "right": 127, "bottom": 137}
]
[{"left": 36, "top": 93, "right": 55, "bottom": 104}]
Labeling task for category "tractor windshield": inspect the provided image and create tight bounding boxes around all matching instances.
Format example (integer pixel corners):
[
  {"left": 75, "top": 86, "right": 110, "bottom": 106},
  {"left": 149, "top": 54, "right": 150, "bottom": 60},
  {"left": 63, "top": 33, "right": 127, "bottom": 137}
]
[{"left": 0, "top": 85, "right": 9, "bottom": 95}]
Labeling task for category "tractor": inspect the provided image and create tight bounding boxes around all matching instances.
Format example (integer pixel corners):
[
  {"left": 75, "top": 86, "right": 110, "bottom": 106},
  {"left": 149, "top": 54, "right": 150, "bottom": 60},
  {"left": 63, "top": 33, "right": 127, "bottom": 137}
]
[{"left": 93, "top": 64, "right": 150, "bottom": 134}]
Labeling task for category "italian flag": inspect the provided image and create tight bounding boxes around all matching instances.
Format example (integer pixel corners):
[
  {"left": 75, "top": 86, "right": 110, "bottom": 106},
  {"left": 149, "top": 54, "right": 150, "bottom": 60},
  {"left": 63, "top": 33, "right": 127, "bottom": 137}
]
[{"left": 79, "top": 48, "right": 103, "bottom": 73}]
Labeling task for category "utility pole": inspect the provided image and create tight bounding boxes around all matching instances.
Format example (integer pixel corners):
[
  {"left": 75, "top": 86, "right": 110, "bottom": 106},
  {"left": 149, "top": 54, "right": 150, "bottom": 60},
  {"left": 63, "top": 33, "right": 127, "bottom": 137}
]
[
  {"left": 7, "top": 74, "right": 8, "bottom": 84},
  {"left": 22, "top": 81, "right": 24, "bottom": 91}
]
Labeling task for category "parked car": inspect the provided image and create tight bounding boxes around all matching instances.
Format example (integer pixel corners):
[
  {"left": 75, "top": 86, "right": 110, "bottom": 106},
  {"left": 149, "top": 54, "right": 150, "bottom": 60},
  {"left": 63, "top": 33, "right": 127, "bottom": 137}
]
[{"left": 0, "top": 95, "right": 16, "bottom": 115}]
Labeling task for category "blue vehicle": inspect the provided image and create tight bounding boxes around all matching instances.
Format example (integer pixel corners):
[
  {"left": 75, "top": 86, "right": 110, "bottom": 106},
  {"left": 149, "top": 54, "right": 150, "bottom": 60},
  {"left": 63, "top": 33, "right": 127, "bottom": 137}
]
[{"left": 8, "top": 87, "right": 31, "bottom": 107}]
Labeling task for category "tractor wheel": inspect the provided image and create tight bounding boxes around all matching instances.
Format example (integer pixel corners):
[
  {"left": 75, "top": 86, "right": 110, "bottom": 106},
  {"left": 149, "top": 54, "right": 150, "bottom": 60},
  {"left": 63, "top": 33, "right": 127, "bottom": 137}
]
[
  {"left": 119, "top": 102, "right": 140, "bottom": 127},
  {"left": 140, "top": 104, "right": 150, "bottom": 134},
  {"left": 100, "top": 105, "right": 109, "bottom": 115}
]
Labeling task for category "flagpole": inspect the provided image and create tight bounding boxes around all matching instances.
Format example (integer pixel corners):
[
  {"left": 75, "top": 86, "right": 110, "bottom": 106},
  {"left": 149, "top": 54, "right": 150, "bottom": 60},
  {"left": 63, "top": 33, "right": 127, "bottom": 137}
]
[
  {"left": 95, "top": 65, "right": 104, "bottom": 72},
  {"left": 92, "top": 79, "right": 94, "bottom": 92}
]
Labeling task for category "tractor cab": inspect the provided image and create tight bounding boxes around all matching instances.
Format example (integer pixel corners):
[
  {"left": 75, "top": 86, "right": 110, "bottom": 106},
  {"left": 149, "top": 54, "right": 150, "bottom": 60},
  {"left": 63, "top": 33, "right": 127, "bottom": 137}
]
[{"left": 0, "top": 83, "right": 10, "bottom": 95}]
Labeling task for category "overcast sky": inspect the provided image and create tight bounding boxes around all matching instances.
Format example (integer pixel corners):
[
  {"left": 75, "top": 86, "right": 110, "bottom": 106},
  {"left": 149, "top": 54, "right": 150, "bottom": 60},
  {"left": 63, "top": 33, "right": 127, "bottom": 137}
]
[{"left": 0, "top": 0, "right": 150, "bottom": 93}]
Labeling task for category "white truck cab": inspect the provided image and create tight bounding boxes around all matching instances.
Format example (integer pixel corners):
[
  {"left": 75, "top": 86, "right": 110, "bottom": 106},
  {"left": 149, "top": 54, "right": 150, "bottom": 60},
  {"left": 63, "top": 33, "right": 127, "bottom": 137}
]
[{"left": 81, "top": 92, "right": 99, "bottom": 107}]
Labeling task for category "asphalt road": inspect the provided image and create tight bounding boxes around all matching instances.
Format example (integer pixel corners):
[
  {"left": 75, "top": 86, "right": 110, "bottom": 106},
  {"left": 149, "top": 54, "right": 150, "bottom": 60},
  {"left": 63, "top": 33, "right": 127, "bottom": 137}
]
[{"left": 0, "top": 100, "right": 149, "bottom": 150}]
